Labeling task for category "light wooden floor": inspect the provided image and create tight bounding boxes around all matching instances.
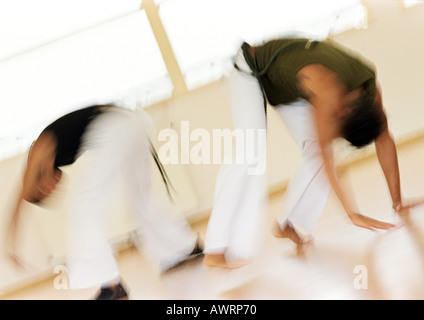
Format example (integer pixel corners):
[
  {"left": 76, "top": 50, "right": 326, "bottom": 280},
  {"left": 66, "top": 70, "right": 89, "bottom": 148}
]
[{"left": 2, "top": 137, "right": 424, "bottom": 300}]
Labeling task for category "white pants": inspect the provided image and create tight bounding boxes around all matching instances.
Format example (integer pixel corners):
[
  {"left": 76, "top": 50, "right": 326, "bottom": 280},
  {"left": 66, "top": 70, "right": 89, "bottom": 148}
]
[
  {"left": 204, "top": 49, "right": 331, "bottom": 262},
  {"left": 273, "top": 101, "right": 331, "bottom": 236},
  {"left": 204, "top": 49, "right": 268, "bottom": 263},
  {"left": 65, "top": 108, "right": 197, "bottom": 289}
]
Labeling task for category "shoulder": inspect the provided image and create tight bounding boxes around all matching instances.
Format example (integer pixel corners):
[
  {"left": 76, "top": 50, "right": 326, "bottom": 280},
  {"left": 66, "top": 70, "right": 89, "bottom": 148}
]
[
  {"left": 30, "top": 131, "right": 58, "bottom": 160},
  {"left": 296, "top": 63, "right": 345, "bottom": 101}
]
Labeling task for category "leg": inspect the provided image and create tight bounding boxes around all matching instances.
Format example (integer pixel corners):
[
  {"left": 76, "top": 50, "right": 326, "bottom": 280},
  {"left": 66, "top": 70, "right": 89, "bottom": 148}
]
[
  {"left": 204, "top": 49, "right": 267, "bottom": 268},
  {"left": 66, "top": 110, "right": 135, "bottom": 290},
  {"left": 273, "top": 100, "right": 331, "bottom": 249},
  {"left": 120, "top": 110, "right": 198, "bottom": 272}
]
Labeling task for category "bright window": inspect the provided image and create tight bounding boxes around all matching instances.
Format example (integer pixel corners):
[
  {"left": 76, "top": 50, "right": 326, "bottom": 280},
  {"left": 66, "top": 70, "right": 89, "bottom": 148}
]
[
  {"left": 0, "top": 2, "right": 171, "bottom": 161},
  {"left": 0, "top": 0, "right": 367, "bottom": 161},
  {"left": 159, "top": 0, "right": 367, "bottom": 90},
  {"left": 402, "top": 0, "right": 423, "bottom": 8}
]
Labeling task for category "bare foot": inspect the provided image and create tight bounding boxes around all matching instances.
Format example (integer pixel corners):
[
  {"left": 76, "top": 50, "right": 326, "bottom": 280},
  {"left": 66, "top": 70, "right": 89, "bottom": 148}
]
[
  {"left": 203, "top": 254, "right": 246, "bottom": 269},
  {"left": 272, "top": 221, "right": 314, "bottom": 256},
  {"left": 296, "top": 238, "right": 314, "bottom": 257},
  {"left": 272, "top": 221, "right": 302, "bottom": 244}
]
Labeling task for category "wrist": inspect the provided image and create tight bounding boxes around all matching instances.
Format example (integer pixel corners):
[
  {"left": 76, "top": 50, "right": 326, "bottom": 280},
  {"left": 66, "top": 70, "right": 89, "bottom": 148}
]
[
  {"left": 392, "top": 199, "right": 402, "bottom": 211},
  {"left": 346, "top": 210, "right": 356, "bottom": 218}
]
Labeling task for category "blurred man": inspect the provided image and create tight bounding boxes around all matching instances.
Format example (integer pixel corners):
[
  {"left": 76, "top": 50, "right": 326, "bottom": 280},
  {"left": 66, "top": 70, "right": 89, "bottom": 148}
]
[
  {"left": 203, "top": 37, "right": 410, "bottom": 268},
  {"left": 7, "top": 104, "right": 202, "bottom": 299}
]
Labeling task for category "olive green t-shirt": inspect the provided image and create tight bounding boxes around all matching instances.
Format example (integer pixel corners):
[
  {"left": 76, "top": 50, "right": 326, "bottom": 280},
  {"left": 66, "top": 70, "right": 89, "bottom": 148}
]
[{"left": 253, "top": 38, "right": 377, "bottom": 106}]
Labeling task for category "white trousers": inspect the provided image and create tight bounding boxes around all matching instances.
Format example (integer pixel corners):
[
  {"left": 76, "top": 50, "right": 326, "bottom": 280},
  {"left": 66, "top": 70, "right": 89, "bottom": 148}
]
[
  {"left": 66, "top": 108, "right": 196, "bottom": 289},
  {"left": 273, "top": 101, "right": 331, "bottom": 236},
  {"left": 204, "top": 49, "right": 268, "bottom": 263},
  {"left": 204, "top": 49, "right": 331, "bottom": 262}
]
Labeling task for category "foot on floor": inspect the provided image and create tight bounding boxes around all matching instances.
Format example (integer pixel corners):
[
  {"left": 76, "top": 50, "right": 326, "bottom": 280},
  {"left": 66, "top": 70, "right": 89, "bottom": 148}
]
[
  {"left": 272, "top": 221, "right": 314, "bottom": 256},
  {"left": 163, "top": 237, "right": 205, "bottom": 272},
  {"left": 94, "top": 282, "right": 129, "bottom": 300},
  {"left": 203, "top": 254, "right": 246, "bottom": 269}
]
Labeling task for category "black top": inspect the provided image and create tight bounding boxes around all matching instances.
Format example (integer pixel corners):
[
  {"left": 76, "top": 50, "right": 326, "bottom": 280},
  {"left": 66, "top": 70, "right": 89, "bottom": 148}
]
[
  {"left": 42, "top": 105, "right": 110, "bottom": 168},
  {"left": 41, "top": 104, "right": 174, "bottom": 199}
]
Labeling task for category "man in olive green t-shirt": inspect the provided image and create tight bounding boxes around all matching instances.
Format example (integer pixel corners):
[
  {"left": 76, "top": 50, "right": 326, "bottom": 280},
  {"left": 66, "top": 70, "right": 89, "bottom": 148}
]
[{"left": 204, "top": 38, "right": 414, "bottom": 269}]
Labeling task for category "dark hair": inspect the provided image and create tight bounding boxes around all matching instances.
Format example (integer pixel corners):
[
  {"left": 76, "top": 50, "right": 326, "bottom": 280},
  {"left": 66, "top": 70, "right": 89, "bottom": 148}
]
[{"left": 340, "top": 94, "right": 384, "bottom": 148}]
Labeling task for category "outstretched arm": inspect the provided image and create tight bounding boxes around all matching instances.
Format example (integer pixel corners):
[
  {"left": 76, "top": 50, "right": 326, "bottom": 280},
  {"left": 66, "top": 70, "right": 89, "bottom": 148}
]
[
  {"left": 315, "top": 106, "right": 395, "bottom": 231},
  {"left": 6, "top": 132, "right": 59, "bottom": 266},
  {"left": 372, "top": 89, "right": 401, "bottom": 207},
  {"left": 298, "top": 65, "right": 395, "bottom": 230},
  {"left": 374, "top": 118, "right": 402, "bottom": 211},
  {"left": 373, "top": 89, "right": 424, "bottom": 216},
  {"left": 6, "top": 188, "right": 27, "bottom": 268}
]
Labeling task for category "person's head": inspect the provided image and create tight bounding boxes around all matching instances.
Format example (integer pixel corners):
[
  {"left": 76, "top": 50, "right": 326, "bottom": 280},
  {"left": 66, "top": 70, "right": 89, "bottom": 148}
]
[
  {"left": 23, "top": 131, "right": 62, "bottom": 204},
  {"left": 339, "top": 92, "right": 385, "bottom": 148},
  {"left": 28, "top": 167, "right": 62, "bottom": 204}
]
